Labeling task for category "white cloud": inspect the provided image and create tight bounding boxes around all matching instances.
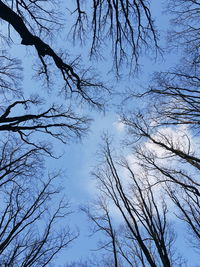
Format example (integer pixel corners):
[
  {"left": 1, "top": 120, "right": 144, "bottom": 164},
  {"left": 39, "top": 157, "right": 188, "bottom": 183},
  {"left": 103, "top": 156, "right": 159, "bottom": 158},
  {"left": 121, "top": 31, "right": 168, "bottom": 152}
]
[{"left": 113, "top": 117, "right": 125, "bottom": 133}]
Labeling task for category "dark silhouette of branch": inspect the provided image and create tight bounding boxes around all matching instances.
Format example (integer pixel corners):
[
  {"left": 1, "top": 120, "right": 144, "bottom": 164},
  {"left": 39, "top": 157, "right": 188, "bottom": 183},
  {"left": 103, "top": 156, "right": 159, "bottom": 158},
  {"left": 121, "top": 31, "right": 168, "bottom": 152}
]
[
  {"left": 0, "top": 136, "right": 43, "bottom": 187},
  {"left": 0, "top": 98, "right": 91, "bottom": 152},
  {"left": 167, "top": 0, "right": 200, "bottom": 66},
  {"left": 0, "top": 52, "right": 22, "bottom": 99},
  {"left": 133, "top": 71, "right": 200, "bottom": 129},
  {"left": 0, "top": 0, "right": 106, "bottom": 108},
  {"left": 82, "top": 199, "right": 119, "bottom": 267},
  {"left": 73, "top": 0, "right": 159, "bottom": 74},
  {"left": 166, "top": 185, "right": 200, "bottom": 249}
]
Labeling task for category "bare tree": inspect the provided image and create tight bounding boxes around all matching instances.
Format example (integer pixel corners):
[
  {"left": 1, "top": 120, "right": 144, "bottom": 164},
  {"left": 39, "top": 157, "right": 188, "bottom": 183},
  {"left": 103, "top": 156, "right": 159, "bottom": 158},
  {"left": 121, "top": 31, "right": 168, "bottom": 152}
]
[
  {"left": 82, "top": 199, "right": 119, "bottom": 267},
  {"left": 120, "top": 106, "right": 200, "bottom": 245},
  {"left": 132, "top": 69, "right": 200, "bottom": 130},
  {"left": 167, "top": 0, "right": 200, "bottom": 67},
  {"left": 72, "top": 0, "right": 158, "bottom": 73},
  {"left": 0, "top": 52, "right": 22, "bottom": 100},
  {"left": 84, "top": 138, "right": 181, "bottom": 267},
  {"left": 166, "top": 185, "right": 200, "bottom": 251},
  {"left": 0, "top": 136, "right": 78, "bottom": 266},
  {"left": 0, "top": 135, "right": 42, "bottom": 187}
]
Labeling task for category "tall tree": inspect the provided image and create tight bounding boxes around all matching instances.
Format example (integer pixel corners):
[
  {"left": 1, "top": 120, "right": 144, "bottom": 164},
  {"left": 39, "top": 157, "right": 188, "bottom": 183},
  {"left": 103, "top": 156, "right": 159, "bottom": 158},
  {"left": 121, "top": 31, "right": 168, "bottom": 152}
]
[
  {"left": 0, "top": 136, "right": 78, "bottom": 266},
  {"left": 83, "top": 138, "right": 182, "bottom": 266}
]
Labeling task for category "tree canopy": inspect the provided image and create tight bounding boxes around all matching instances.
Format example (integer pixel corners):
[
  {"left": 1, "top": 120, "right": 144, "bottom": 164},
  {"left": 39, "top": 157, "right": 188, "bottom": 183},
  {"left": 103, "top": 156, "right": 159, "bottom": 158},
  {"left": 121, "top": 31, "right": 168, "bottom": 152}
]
[{"left": 0, "top": 0, "right": 199, "bottom": 266}]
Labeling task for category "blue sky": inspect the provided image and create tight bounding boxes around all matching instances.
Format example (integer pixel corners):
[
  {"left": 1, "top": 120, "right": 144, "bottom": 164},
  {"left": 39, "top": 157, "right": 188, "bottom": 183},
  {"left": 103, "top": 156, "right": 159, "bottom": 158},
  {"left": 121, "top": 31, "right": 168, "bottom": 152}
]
[{"left": 2, "top": 1, "right": 200, "bottom": 265}]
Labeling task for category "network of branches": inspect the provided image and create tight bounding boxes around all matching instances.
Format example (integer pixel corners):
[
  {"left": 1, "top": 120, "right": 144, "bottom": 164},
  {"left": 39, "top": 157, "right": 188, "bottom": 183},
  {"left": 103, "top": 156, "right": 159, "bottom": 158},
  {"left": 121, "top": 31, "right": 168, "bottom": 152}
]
[{"left": 0, "top": 0, "right": 199, "bottom": 266}]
